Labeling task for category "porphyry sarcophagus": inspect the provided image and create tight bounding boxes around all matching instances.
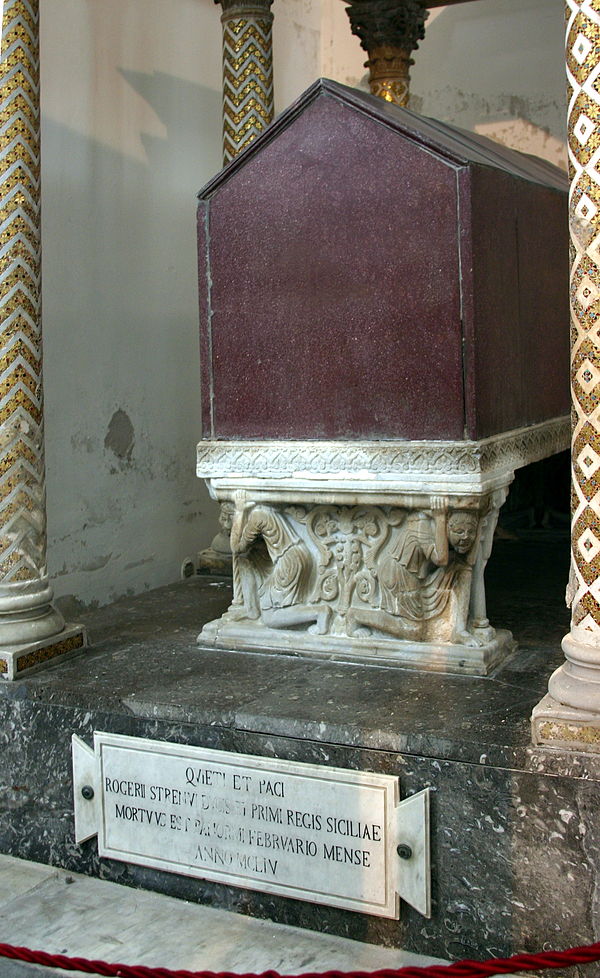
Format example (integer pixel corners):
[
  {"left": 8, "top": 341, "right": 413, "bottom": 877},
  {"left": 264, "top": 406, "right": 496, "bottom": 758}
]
[{"left": 196, "top": 78, "right": 569, "bottom": 674}]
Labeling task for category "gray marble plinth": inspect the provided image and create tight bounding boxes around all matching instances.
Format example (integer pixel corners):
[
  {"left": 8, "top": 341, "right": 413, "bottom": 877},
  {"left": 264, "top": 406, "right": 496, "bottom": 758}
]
[{"left": 0, "top": 532, "right": 597, "bottom": 971}]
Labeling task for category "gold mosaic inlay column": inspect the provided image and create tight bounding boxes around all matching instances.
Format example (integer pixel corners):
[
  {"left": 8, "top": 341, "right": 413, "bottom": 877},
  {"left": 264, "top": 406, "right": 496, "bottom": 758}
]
[
  {"left": 344, "top": 0, "right": 428, "bottom": 107},
  {"left": 216, "top": 0, "right": 274, "bottom": 164},
  {"left": 0, "top": 0, "right": 86, "bottom": 679},
  {"left": 364, "top": 47, "right": 414, "bottom": 106},
  {"left": 0, "top": 0, "right": 44, "bottom": 584},
  {"left": 533, "top": 0, "right": 600, "bottom": 748}
]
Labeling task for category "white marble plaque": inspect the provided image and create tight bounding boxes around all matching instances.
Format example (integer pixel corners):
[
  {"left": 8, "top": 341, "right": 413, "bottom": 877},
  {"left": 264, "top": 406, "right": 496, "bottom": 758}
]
[{"left": 72, "top": 732, "right": 430, "bottom": 919}]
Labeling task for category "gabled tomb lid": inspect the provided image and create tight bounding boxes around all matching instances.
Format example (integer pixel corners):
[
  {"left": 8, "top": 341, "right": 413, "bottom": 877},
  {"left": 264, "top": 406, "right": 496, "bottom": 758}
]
[{"left": 198, "top": 77, "right": 566, "bottom": 200}]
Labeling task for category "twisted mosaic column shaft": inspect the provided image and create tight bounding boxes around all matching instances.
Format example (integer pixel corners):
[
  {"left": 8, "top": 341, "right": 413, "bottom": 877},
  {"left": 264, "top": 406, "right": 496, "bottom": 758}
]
[
  {"left": 344, "top": 0, "right": 428, "bottom": 107},
  {"left": 216, "top": 0, "right": 274, "bottom": 165},
  {"left": 538, "top": 0, "right": 600, "bottom": 721},
  {"left": 0, "top": 0, "right": 84, "bottom": 678}
]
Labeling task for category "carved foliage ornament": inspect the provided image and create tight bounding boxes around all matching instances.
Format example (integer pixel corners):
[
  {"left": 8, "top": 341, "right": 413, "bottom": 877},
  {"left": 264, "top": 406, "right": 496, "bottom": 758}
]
[
  {"left": 344, "top": 0, "right": 428, "bottom": 54},
  {"left": 226, "top": 498, "right": 489, "bottom": 647}
]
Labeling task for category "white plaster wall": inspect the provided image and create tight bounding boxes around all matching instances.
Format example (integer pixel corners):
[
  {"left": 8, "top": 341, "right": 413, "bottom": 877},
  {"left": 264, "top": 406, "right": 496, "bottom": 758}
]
[
  {"left": 320, "top": 0, "right": 567, "bottom": 168},
  {"left": 40, "top": 0, "right": 224, "bottom": 614},
  {"left": 39, "top": 0, "right": 567, "bottom": 614},
  {"left": 273, "top": 0, "right": 323, "bottom": 110},
  {"left": 413, "top": 0, "right": 567, "bottom": 169}
]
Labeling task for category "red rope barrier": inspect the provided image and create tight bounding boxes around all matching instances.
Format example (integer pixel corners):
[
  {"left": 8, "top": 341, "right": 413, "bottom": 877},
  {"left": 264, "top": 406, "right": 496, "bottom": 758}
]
[{"left": 1, "top": 940, "right": 600, "bottom": 978}]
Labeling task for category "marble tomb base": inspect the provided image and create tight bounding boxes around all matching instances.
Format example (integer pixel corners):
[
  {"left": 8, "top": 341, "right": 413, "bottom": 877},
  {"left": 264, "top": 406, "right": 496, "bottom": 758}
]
[
  {"left": 197, "top": 424, "right": 567, "bottom": 676},
  {"left": 1, "top": 530, "right": 598, "bottom": 970}
]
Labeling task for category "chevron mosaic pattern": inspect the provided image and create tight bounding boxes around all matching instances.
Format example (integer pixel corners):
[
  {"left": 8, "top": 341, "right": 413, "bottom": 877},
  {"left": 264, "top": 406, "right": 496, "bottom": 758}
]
[
  {"left": 222, "top": 14, "right": 273, "bottom": 163},
  {"left": 0, "top": 0, "right": 46, "bottom": 582},
  {"left": 567, "top": 0, "right": 600, "bottom": 632},
  {"left": 370, "top": 78, "right": 409, "bottom": 106}
]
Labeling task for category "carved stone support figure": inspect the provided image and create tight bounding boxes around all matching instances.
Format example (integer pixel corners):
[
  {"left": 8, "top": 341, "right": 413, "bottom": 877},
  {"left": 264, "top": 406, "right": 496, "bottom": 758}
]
[
  {"left": 199, "top": 486, "right": 514, "bottom": 675},
  {"left": 469, "top": 487, "right": 509, "bottom": 646},
  {"left": 354, "top": 504, "right": 481, "bottom": 646},
  {"left": 197, "top": 502, "right": 234, "bottom": 575},
  {"left": 344, "top": 0, "right": 428, "bottom": 106},
  {"left": 215, "top": 0, "right": 274, "bottom": 164},
  {"left": 227, "top": 495, "right": 331, "bottom": 633}
]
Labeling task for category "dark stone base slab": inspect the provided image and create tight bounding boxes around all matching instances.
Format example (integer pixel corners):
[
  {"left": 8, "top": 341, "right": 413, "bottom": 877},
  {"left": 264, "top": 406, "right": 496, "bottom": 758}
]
[{"left": 1, "top": 531, "right": 598, "bottom": 971}]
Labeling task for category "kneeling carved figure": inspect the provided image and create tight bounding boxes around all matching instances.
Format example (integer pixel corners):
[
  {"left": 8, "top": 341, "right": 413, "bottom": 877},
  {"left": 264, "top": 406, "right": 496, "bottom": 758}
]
[{"left": 225, "top": 493, "right": 488, "bottom": 648}]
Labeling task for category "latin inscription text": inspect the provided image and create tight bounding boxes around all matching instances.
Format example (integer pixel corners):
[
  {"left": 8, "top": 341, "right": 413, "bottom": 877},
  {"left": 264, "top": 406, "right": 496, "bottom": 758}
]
[{"left": 102, "top": 761, "right": 384, "bottom": 885}]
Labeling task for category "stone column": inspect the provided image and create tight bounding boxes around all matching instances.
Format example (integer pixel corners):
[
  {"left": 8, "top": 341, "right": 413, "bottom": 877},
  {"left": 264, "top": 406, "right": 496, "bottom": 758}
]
[
  {"left": 532, "top": 0, "right": 600, "bottom": 749},
  {"left": 344, "top": 0, "right": 428, "bottom": 106},
  {"left": 207, "top": 0, "right": 274, "bottom": 568},
  {"left": 0, "top": 0, "right": 86, "bottom": 680},
  {"left": 216, "top": 0, "right": 274, "bottom": 165}
]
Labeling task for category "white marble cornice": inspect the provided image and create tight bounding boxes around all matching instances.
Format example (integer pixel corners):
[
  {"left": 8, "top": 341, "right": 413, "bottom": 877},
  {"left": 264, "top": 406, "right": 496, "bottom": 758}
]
[{"left": 197, "top": 416, "right": 569, "bottom": 500}]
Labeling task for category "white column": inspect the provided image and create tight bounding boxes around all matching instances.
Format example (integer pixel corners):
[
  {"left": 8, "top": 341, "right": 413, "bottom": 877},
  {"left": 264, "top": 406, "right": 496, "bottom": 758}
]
[{"left": 532, "top": 0, "right": 600, "bottom": 749}]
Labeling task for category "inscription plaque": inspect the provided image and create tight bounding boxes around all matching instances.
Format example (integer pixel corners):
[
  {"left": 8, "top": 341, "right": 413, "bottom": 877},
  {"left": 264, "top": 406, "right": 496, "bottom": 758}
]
[{"left": 72, "top": 732, "right": 430, "bottom": 919}]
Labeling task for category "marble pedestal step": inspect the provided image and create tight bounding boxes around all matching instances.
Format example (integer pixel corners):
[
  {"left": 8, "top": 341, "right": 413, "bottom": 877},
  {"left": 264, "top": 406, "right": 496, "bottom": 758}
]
[
  {"left": 0, "top": 854, "right": 444, "bottom": 977},
  {"left": 1, "top": 529, "right": 596, "bottom": 966},
  {"left": 199, "top": 618, "right": 514, "bottom": 675}
]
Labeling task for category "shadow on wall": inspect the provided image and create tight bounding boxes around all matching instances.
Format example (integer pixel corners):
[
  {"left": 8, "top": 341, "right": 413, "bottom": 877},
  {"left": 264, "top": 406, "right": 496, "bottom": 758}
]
[
  {"left": 119, "top": 69, "right": 221, "bottom": 172},
  {"left": 42, "top": 73, "right": 222, "bottom": 611},
  {"left": 410, "top": 0, "right": 567, "bottom": 169}
]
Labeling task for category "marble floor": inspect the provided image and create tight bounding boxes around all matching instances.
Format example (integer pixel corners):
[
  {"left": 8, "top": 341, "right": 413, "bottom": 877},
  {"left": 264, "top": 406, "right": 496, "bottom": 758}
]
[{"left": 0, "top": 854, "right": 445, "bottom": 978}]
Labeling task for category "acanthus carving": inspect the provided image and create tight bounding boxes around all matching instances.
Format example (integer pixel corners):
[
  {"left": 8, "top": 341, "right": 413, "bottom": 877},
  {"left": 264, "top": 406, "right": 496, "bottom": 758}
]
[
  {"left": 308, "top": 505, "right": 388, "bottom": 635},
  {"left": 344, "top": 0, "right": 428, "bottom": 57},
  {"left": 224, "top": 494, "right": 494, "bottom": 648}
]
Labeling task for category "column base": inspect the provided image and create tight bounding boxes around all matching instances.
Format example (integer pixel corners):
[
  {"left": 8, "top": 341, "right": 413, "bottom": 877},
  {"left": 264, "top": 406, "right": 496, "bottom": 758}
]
[
  {"left": 0, "top": 624, "right": 88, "bottom": 680},
  {"left": 531, "top": 692, "right": 600, "bottom": 751}
]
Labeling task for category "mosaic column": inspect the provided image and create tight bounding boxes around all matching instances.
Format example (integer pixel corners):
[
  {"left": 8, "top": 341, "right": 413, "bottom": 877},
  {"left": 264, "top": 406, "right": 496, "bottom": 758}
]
[
  {"left": 344, "top": 0, "right": 428, "bottom": 106},
  {"left": 207, "top": 0, "right": 274, "bottom": 566},
  {"left": 532, "top": 0, "right": 600, "bottom": 748},
  {"left": 216, "top": 0, "right": 274, "bottom": 165},
  {"left": 0, "top": 0, "right": 86, "bottom": 679}
]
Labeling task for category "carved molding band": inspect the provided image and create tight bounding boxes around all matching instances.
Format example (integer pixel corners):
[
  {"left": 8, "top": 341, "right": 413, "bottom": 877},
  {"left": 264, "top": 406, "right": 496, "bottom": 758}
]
[{"left": 197, "top": 417, "right": 569, "bottom": 494}]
